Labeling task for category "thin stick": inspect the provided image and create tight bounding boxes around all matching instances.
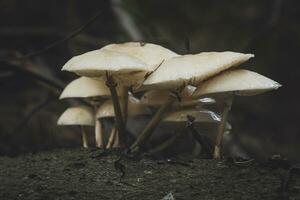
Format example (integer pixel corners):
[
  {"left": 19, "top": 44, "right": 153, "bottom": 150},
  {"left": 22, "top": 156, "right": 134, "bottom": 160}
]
[
  {"left": 81, "top": 126, "right": 89, "bottom": 148},
  {"left": 106, "top": 126, "right": 117, "bottom": 148},
  {"left": 130, "top": 88, "right": 182, "bottom": 153},
  {"left": 0, "top": 10, "right": 103, "bottom": 62},
  {"left": 213, "top": 94, "right": 234, "bottom": 160},
  {"left": 113, "top": 130, "right": 121, "bottom": 148},
  {"left": 186, "top": 116, "right": 213, "bottom": 158},
  {"left": 111, "top": 0, "right": 143, "bottom": 41},
  {"left": 105, "top": 73, "right": 127, "bottom": 147},
  {"left": 3, "top": 59, "right": 64, "bottom": 90}
]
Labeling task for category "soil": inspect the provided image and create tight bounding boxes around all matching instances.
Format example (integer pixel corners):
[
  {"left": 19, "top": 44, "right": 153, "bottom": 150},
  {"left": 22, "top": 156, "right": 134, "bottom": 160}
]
[{"left": 0, "top": 148, "right": 299, "bottom": 200}]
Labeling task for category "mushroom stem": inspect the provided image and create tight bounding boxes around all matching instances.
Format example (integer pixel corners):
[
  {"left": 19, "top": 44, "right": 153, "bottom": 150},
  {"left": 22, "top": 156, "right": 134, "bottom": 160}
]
[
  {"left": 81, "top": 126, "right": 89, "bottom": 148},
  {"left": 105, "top": 75, "right": 127, "bottom": 147},
  {"left": 213, "top": 94, "right": 234, "bottom": 160},
  {"left": 130, "top": 91, "right": 180, "bottom": 153},
  {"left": 95, "top": 119, "right": 104, "bottom": 148},
  {"left": 120, "top": 87, "right": 129, "bottom": 123},
  {"left": 106, "top": 126, "right": 117, "bottom": 148}
]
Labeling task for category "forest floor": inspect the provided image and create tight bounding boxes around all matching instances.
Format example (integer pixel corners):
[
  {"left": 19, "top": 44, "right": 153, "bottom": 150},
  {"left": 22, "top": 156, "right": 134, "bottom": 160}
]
[{"left": 0, "top": 148, "right": 299, "bottom": 200}]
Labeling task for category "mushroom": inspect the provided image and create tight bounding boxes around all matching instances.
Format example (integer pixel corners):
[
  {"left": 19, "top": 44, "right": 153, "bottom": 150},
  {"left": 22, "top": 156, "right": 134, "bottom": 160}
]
[
  {"left": 57, "top": 106, "right": 94, "bottom": 148},
  {"left": 62, "top": 49, "right": 148, "bottom": 147},
  {"left": 96, "top": 95, "right": 151, "bottom": 148},
  {"left": 59, "top": 76, "right": 123, "bottom": 148},
  {"left": 131, "top": 52, "right": 254, "bottom": 153},
  {"left": 192, "top": 69, "right": 281, "bottom": 159}
]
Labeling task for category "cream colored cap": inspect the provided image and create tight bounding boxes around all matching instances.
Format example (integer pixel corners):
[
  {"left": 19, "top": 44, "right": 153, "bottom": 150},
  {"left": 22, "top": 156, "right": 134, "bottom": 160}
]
[
  {"left": 140, "top": 52, "right": 254, "bottom": 90},
  {"left": 57, "top": 106, "right": 94, "bottom": 126},
  {"left": 96, "top": 96, "right": 150, "bottom": 118},
  {"left": 61, "top": 49, "right": 149, "bottom": 85},
  {"left": 163, "top": 109, "right": 220, "bottom": 123},
  {"left": 193, "top": 69, "right": 281, "bottom": 97},
  {"left": 102, "top": 42, "right": 179, "bottom": 67},
  {"left": 60, "top": 77, "right": 111, "bottom": 99}
]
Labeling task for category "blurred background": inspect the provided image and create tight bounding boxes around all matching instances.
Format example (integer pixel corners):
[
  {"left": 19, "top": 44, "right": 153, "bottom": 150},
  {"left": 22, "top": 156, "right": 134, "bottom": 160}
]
[{"left": 0, "top": 0, "right": 299, "bottom": 158}]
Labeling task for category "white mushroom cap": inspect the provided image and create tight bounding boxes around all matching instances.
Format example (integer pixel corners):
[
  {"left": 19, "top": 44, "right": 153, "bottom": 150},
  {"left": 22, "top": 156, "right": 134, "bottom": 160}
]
[
  {"left": 140, "top": 52, "right": 254, "bottom": 90},
  {"left": 60, "top": 77, "right": 113, "bottom": 99},
  {"left": 102, "top": 42, "right": 179, "bottom": 67},
  {"left": 193, "top": 69, "right": 281, "bottom": 97},
  {"left": 57, "top": 106, "right": 95, "bottom": 126},
  {"left": 61, "top": 49, "right": 148, "bottom": 86},
  {"left": 96, "top": 95, "right": 151, "bottom": 118},
  {"left": 163, "top": 109, "right": 221, "bottom": 123}
]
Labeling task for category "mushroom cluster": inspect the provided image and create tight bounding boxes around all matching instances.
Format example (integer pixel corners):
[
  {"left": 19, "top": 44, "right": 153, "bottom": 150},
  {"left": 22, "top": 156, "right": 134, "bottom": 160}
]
[{"left": 58, "top": 42, "right": 281, "bottom": 159}]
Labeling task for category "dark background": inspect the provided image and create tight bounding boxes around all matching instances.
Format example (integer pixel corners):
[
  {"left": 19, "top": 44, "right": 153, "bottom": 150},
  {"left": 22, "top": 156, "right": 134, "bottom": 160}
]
[{"left": 0, "top": 0, "right": 299, "bottom": 157}]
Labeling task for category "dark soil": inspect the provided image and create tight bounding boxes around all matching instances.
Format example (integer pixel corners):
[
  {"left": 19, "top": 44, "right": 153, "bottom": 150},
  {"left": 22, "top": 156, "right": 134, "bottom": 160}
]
[{"left": 0, "top": 149, "right": 299, "bottom": 200}]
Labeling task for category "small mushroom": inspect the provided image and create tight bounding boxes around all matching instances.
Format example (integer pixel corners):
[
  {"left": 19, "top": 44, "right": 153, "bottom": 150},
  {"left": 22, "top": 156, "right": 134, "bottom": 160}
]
[
  {"left": 62, "top": 49, "right": 149, "bottom": 147},
  {"left": 131, "top": 52, "right": 254, "bottom": 153},
  {"left": 57, "top": 106, "right": 94, "bottom": 148},
  {"left": 192, "top": 69, "right": 281, "bottom": 159},
  {"left": 60, "top": 76, "right": 123, "bottom": 148}
]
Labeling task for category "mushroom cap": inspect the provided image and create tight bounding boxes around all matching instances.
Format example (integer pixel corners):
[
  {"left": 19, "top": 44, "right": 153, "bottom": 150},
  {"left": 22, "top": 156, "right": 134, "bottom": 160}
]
[
  {"left": 139, "top": 52, "right": 254, "bottom": 90},
  {"left": 61, "top": 49, "right": 148, "bottom": 86},
  {"left": 57, "top": 106, "right": 95, "bottom": 126},
  {"left": 96, "top": 95, "right": 151, "bottom": 118},
  {"left": 162, "top": 109, "right": 221, "bottom": 123},
  {"left": 193, "top": 69, "right": 281, "bottom": 97},
  {"left": 102, "top": 42, "right": 179, "bottom": 67},
  {"left": 60, "top": 77, "right": 122, "bottom": 99}
]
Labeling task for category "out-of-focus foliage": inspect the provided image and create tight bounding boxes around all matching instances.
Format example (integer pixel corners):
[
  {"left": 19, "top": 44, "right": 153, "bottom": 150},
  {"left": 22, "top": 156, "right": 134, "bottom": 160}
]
[{"left": 0, "top": 0, "right": 299, "bottom": 157}]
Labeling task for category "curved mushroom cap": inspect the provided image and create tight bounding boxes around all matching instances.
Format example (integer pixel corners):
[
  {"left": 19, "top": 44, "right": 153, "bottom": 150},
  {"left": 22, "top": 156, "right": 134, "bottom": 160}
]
[
  {"left": 60, "top": 77, "right": 112, "bottom": 99},
  {"left": 163, "top": 109, "right": 221, "bottom": 123},
  {"left": 193, "top": 69, "right": 281, "bottom": 98},
  {"left": 57, "top": 106, "right": 94, "bottom": 126},
  {"left": 102, "top": 42, "right": 179, "bottom": 67},
  {"left": 61, "top": 49, "right": 148, "bottom": 86},
  {"left": 96, "top": 96, "right": 150, "bottom": 118},
  {"left": 140, "top": 52, "right": 254, "bottom": 90},
  {"left": 140, "top": 86, "right": 215, "bottom": 107}
]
